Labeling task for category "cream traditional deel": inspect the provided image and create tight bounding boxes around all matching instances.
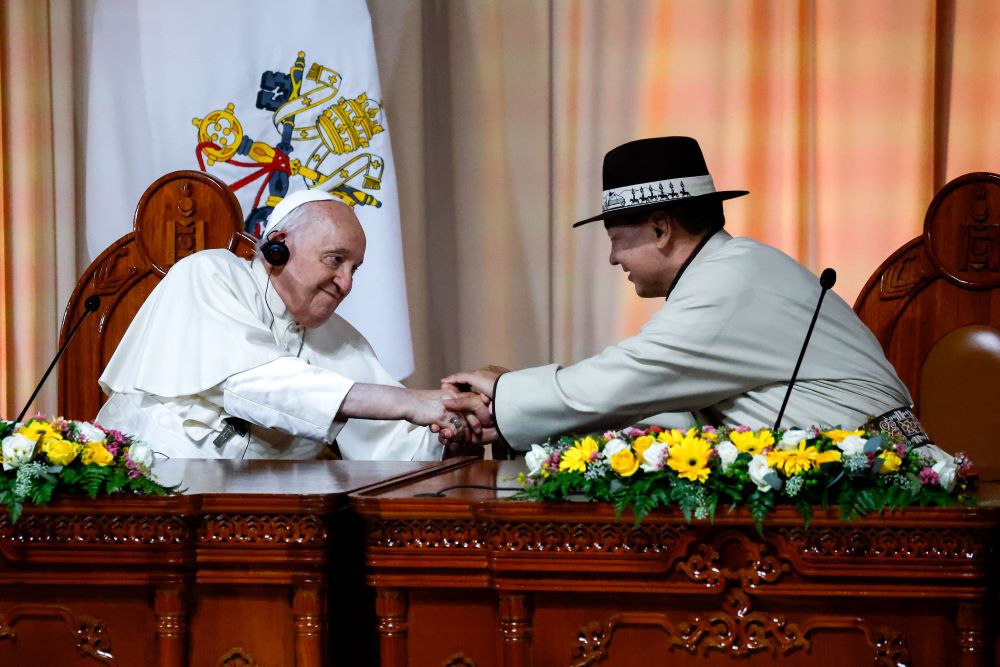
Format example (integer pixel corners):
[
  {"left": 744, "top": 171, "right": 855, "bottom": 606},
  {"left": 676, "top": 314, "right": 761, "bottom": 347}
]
[{"left": 494, "top": 230, "right": 912, "bottom": 450}]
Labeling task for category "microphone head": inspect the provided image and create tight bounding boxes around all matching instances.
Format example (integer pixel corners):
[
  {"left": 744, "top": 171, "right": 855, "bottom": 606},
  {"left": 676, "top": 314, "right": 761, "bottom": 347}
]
[
  {"left": 84, "top": 295, "right": 101, "bottom": 312},
  {"left": 819, "top": 268, "right": 837, "bottom": 290}
]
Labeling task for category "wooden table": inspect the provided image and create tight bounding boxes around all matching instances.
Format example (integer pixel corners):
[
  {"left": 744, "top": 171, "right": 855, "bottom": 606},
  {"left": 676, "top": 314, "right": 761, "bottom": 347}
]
[
  {"left": 0, "top": 457, "right": 466, "bottom": 667},
  {"left": 351, "top": 459, "right": 1000, "bottom": 667}
]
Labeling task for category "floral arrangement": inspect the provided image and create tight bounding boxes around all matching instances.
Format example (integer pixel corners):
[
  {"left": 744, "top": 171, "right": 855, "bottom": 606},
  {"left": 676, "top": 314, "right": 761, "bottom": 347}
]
[
  {"left": 0, "top": 417, "right": 174, "bottom": 523},
  {"left": 518, "top": 424, "right": 974, "bottom": 529}
]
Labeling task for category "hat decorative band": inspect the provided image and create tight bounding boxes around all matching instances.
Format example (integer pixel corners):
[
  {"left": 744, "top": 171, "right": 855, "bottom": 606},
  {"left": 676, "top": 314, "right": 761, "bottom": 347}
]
[{"left": 602, "top": 175, "right": 716, "bottom": 213}]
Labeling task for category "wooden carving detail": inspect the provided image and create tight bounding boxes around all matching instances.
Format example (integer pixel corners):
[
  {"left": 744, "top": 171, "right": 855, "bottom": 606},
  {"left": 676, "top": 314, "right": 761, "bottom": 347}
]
[
  {"left": 0, "top": 513, "right": 188, "bottom": 547},
  {"left": 218, "top": 647, "right": 258, "bottom": 666},
  {"left": 870, "top": 628, "right": 912, "bottom": 667},
  {"left": 571, "top": 590, "right": 806, "bottom": 665},
  {"left": 443, "top": 653, "right": 476, "bottom": 666},
  {"left": 879, "top": 250, "right": 929, "bottom": 300},
  {"left": 368, "top": 520, "right": 486, "bottom": 549},
  {"left": 93, "top": 246, "right": 140, "bottom": 296},
  {"left": 677, "top": 530, "right": 788, "bottom": 590},
  {"left": 959, "top": 186, "right": 1000, "bottom": 273},
  {"left": 170, "top": 181, "right": 206, "bottom": 264},
  {"left": 0, "top": 604, "right": 115, "bottom": 663},
  {"left": 198, "top": 514, "right": 328, "bottom": 545},
  {"left": 498, "top": 592, "right": 532, "bottom": 665},
  {"left": 376, "top": 589, "right": 408, "bottom": 637},
  {"left": 956, "top": 602, "right": 986, "bottom": 656},
  {"left": 778, "top": 526, "right": 987, "bottom": 560},
  {"left": 570, "top": 591, "right": 912, "bottom": 666},
  {"left": 491, "top": 522, "right": 686, "bottom": 553}
]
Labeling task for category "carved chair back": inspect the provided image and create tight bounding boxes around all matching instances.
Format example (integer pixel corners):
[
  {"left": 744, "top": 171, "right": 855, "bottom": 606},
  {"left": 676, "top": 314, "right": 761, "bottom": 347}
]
[
  {"left": 57, "top": 171, "right": 255, "bottom": 419},
  {"left": 855, "top": 172, "right": 1000, "bottom": 471}
]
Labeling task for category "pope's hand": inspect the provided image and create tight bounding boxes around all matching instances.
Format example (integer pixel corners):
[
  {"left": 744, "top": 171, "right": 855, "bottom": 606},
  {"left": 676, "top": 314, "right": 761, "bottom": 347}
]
[{"left": 405, "top": 389, "right": 469, "bottom": 440}]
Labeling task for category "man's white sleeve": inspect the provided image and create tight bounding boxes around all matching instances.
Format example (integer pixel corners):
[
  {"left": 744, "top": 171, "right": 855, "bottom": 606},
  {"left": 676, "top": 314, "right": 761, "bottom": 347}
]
[{"left": 221, "top": 357, "right": 353, "bottom": 443}]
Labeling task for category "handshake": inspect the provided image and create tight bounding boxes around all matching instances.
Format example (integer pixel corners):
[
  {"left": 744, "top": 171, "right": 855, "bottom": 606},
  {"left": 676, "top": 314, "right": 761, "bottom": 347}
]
[{"left": 412, "top": 365, "right": 509, "bottom": 450}]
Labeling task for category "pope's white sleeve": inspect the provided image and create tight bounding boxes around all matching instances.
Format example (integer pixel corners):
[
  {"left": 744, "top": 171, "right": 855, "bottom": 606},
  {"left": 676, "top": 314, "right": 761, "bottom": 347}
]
[{"left": 221, "top": 357, "right": 353, "bottom": 443}]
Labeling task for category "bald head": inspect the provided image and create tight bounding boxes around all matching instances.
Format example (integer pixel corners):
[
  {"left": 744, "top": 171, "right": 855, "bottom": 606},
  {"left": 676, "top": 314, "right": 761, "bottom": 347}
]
[{"left": 266, "top": 200, "right": 367, "bottom": 328}]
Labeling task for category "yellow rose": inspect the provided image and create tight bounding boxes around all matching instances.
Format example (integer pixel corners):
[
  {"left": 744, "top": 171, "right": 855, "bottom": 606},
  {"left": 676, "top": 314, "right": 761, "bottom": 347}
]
[
  {"left": 877, "top": 450, "right": 902, "bottom": 474},
  {"left": 81, "top": 442, "right": 115, "bottom": 467},
  {"left": 610, "top": 448, "right": 640, "bottom": 477},
  {"left": 44, "top": 438, "right": 81, "bottom": 466},
  {"left": 632, "top": 435, "right": 655, "bottom": 459}
]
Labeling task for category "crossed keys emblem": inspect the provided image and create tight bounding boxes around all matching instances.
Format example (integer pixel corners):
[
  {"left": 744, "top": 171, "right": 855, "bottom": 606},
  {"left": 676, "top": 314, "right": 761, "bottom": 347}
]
[{"left": 193, "top": 50, "right": 386, "bottom": 234}]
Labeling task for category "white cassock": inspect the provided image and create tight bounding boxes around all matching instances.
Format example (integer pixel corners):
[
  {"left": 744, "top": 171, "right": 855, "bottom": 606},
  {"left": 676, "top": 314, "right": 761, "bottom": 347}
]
[
  {"left": 97, "top": 249, "right": 441, "bottom": 460},
  {"left": 494, "top": 230, "right": 913, "bottom": 450}
]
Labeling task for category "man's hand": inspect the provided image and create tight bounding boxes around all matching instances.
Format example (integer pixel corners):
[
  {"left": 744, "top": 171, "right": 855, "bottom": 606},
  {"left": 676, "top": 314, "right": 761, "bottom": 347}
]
[{"left": 441, "top": 365, "right": 509, "bottom": 399}]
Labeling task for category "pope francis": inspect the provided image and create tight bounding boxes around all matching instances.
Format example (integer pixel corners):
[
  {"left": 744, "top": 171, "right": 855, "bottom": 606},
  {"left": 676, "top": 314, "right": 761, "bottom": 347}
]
[{"left": 97, "top": 190, "right": 482, "bottom": 460}]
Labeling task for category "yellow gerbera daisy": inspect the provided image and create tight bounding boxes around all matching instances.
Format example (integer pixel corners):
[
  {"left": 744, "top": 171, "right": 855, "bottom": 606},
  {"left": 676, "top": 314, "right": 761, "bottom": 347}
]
[
  {"left": 729, "top": 429, "right": 775, "bottom": 456},
  {"left": 18, "top": 420, "right": 58, "bottom": 443},
  {"left": 667, "top": 434, "right": 712, "bottom": 483},
  {"left": 559, "top": 436, "right": 599, "bottom": 473},
  {"left": 821, "top": 429, "right": 865, "bottom": 443}
]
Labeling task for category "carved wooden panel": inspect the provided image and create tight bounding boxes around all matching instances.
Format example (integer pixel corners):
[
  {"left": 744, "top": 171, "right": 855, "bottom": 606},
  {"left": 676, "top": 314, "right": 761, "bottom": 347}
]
[{"left": 0, "top": 604, "right": 115, "bottom": 664}]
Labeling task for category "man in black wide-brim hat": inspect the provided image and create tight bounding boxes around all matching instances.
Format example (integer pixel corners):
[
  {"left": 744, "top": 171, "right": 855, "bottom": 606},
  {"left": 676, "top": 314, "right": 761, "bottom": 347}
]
[{"left": 444, "top": 137, "right": 917, "bottom": 451}]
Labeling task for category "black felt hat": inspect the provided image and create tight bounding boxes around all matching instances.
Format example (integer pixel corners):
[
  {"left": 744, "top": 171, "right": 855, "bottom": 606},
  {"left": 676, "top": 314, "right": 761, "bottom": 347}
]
[{"left": 573, "top": 136, "right": 749, "bottom": 227}]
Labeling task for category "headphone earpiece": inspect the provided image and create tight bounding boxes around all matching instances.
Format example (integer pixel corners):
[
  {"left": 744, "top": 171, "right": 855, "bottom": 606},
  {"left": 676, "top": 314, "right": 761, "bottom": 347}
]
[{"left": 260, "top": 233, "right": 290, "bottom": 267}]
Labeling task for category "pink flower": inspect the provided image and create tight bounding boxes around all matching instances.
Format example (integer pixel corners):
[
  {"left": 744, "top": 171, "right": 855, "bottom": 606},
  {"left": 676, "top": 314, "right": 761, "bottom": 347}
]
[
  {"left": 955, "top": 452, "right": 973, "bottom": 475},
  {"left": 734, "top": 425, "right": 751, "bottom": 433},
  {"left": 919, "top": 467, "right": 939, "bottom": 486}
]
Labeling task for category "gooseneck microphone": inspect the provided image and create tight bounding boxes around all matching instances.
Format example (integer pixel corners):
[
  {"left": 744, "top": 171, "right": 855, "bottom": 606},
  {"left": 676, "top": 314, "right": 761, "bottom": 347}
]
[
  {"left": 16, "top": 295, "right": 101, "bottom": 424},
  {"left": 773, "top": 269, "right": 836, "bottom": 431}
]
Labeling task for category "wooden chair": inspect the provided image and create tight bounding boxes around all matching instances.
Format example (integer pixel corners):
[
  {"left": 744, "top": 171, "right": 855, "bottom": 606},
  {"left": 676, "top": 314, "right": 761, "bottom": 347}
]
[
  {"left": 854, "top": 172, "right": 1000, "bottom": 472},
  {"left": 57, "top": 170, "right": 255, "bottom": 420}
]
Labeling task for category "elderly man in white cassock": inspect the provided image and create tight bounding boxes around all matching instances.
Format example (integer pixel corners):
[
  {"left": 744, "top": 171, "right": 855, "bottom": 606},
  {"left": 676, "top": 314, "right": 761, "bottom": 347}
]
[{"left": 98, "top": 190, "right": 487, "bottom": 460}]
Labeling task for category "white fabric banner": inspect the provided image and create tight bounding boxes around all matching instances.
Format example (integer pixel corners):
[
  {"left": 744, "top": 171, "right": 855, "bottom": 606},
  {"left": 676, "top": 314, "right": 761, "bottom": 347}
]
[{"left": 83, "top": 0, "right": 414, "bottom": 378}]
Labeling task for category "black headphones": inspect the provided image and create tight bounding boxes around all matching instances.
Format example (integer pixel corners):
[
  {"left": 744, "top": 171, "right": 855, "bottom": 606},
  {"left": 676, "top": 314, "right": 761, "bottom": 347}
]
[{"left": 260, "top": 232, "right": 290, "bottom": 267}]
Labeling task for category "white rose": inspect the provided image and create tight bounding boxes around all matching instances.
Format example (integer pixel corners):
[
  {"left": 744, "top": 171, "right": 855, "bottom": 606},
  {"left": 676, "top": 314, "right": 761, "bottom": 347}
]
[
  {"left": 748, "top": 454, "right": 782, "bottom": 492},
  {"left": 73, "top": 421, "right": 107, "bottom": 444},
  {"left": 640, "top": 442, "right": 669, "bottom": 472},
  {"left": 128, "top": 441, "right": 155, "bottom": 469},
  {"left": 838, "top": 434, "right": 867, "bottom": 457},
  {"left": 914, "top": 444, "right": 958, "bottom": 492},
  {"left": 524, "top": 444, "right": 549, "bottom": 477},
  {"left": 716, "top": 441, "right": 739, "bottom": 469},
  {"left": 2, "top": 433, "right": 37, "bottom": 470},
  {"left": 778, "top": 429, "right": 808, "bottom": 451},
  {"left": 602, "top": 438, "right": 628, "bottom": 460}
]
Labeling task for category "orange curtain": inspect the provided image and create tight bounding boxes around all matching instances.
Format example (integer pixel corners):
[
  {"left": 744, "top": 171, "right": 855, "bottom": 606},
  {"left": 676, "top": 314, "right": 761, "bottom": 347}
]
[
  {"left": 0, "top": 0, "right": 78, "bottom": 417},
  {"left": 375, "top": 0, "right": 993, "bottom": 386}
]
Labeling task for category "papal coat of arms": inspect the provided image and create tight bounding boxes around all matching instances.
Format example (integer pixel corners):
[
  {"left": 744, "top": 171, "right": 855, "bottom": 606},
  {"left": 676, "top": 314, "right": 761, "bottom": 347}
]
[{"left": 192, "top": 50, "right": 385, "bottom": 235}]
